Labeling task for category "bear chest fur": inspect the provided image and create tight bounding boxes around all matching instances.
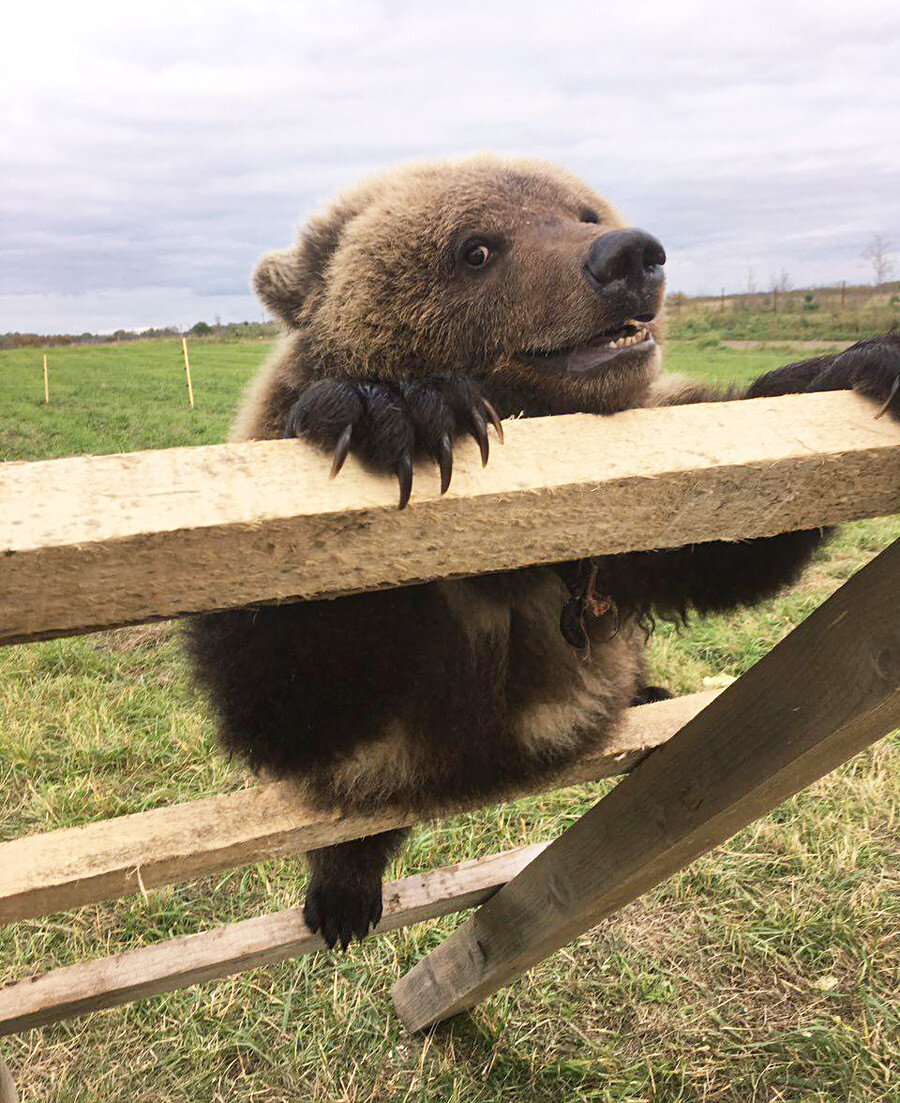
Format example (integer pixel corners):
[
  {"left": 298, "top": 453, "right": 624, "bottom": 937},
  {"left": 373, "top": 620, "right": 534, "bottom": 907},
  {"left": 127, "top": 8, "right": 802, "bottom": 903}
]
[{"left": 316, "top": 569, "right": 644, "bottom": 812}]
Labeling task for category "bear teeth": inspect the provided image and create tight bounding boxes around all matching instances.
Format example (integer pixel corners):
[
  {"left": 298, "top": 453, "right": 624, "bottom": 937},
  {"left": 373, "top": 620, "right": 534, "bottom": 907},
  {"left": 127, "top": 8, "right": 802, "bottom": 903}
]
[{"left": 606, "top": 325, "right": 648, "bottom": 350}]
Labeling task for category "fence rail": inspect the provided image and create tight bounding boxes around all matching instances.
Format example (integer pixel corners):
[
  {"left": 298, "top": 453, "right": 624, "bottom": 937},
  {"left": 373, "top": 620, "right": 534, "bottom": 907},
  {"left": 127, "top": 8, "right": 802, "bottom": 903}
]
[
  {"left": 2, "top": 391, "right": 899, "bottom": 647},
  {"left": 0, "top": 691, "right": 717, "bottom": 925}
]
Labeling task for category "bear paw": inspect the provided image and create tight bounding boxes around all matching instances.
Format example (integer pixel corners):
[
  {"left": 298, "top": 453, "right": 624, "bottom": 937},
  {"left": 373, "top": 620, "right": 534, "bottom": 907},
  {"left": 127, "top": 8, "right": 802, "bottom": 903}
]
[
  {"left": 800, "top": 332, "right": 900, "bottom": 420},
  {"left": 304, "top": 869, "right": 385, "bottom": 951},
  {"left": 284, "top": 376, "right": 503, "bottom": 508},
  {"left": 840, "top": 332, "right": 900, "bottom": 420},
  {"left": 630, "top": 684, "right": 674, "bottom": 706}
]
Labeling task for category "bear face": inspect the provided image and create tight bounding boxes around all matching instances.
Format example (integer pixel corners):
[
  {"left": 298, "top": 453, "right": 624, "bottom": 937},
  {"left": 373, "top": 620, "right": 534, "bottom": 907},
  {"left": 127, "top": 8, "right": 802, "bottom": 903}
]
[{"left": 253, "top": 155, "right": 667, "bottom": 416}]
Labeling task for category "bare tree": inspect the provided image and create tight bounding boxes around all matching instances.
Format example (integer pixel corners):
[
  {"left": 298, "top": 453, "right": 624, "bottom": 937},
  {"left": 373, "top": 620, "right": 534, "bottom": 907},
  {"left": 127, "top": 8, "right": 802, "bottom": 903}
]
[
  {"left": 861, "top": 233, "right": 895, "bottom": 287},
  {"left": 768, "top": 268, "right": 792, "bottom": 313}
]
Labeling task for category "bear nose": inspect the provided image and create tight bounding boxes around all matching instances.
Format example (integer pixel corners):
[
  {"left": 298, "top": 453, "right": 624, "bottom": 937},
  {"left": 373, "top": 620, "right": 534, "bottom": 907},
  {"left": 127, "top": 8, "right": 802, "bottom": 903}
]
[{"left": 585, "top": 229, "right": 666, "bottom": 293}]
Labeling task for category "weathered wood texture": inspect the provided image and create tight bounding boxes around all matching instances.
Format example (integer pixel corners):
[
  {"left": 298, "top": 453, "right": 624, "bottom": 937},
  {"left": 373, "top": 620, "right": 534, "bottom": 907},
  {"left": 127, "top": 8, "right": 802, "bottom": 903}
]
[
  {"left": 391, "top": 538, "right": 900, "bottom": 1031},
  {"left": 3, "top": 392, "right": 899, "bottom": 645},
  {"left": 0, "top": 1059, "right": 16, "bottom": 1103},
  {"left": 0, "top": 843, "right": 547, "bottom": 1036},
  {"left": 0, "top": 693, "right": 716, "bottom": 926}
]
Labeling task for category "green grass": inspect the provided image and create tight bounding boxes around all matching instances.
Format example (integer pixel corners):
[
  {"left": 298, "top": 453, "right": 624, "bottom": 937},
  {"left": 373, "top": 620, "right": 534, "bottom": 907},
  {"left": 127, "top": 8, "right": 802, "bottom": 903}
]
[
  {"left": 0, "top": 339, "right": 268, "bottom": 459},
  {"left": 1, "top": 340, "right": 899, "bottom": 1102},
  {"left": 667, "top": 285, "right": 899, "bottom": 343}
]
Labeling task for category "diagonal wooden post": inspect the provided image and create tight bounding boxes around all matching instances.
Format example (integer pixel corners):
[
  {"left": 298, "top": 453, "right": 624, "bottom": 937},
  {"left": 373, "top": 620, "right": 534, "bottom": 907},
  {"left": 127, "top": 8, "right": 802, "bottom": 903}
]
[
  {"left": 0, "top": 1057, "right": 17, "bottom": 1103},
  {"left": 392, "top": 538, "right": 900, "bottom": 1031}
]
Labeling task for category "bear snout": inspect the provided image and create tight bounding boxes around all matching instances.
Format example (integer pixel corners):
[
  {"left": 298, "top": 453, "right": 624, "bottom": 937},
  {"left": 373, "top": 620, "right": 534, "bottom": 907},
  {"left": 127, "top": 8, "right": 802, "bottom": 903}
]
[{"left": 585, "top": 229, "right": 666, "bottom": 306}]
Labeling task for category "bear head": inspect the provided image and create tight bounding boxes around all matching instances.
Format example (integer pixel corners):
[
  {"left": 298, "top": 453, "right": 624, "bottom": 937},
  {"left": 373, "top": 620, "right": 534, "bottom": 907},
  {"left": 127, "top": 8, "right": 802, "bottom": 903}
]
[{"left": 253, "top": 155, "right": 666, "bottom": 415}]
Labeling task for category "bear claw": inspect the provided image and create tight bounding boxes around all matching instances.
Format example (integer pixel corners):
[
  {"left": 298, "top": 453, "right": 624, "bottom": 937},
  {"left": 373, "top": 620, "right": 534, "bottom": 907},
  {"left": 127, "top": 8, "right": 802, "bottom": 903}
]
[
  {"left": 396, "top": 453, "right": 414, "bottom": 510},
  {"left": 285, "top": 376, "right": 503, "bottom": 508},
  {"left": 874, "top": 374, "right": 899, "bottom": 419},
  {"left": 329, "top": 423, "right": 354, "bottom": 479},
  {"left": 436, "top": 433, "right": 453, "bottom": 494},
  {"left": 483, "top": 399, "right": 504, "bottom": 442}
]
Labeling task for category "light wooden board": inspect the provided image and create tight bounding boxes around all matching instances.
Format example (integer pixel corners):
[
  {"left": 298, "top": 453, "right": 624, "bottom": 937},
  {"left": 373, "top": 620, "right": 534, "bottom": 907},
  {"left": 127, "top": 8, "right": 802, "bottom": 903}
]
[
  {"left": 0, "top": 692, "right": 715, "bottom": 926},
  {"left": 2, "top": 392, "right": 899, "bottom": 645},
  {"left": 0, "top": 1059, "right": 16, "bottom": 1103},
  {"left": 0, "top": 844, "right": 547, "bottom": 1035},
  {"left": 391, "top": 538, "right": 900, "bottom": 1031}
]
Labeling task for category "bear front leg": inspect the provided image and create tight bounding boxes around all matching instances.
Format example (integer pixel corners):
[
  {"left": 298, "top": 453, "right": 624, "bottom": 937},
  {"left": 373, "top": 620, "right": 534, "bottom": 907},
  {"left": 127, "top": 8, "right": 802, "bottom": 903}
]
[
  {"left": 630, "top": 684, "right": 674, "bottom": 706},
  {"left": 284, "top": 376, "right": 503, "bottom": 508},
  {"left": 586, "top": 528, "right": 827, "bottom": 625},
  {"left": 591, "top": 333, "right": 900, "bottom": 630},
  {"left": 304, "top": 827, "right": 411, "bottom": 950},
  {"left": 747, "top": 331, "right": 900, "bottom": 419}
]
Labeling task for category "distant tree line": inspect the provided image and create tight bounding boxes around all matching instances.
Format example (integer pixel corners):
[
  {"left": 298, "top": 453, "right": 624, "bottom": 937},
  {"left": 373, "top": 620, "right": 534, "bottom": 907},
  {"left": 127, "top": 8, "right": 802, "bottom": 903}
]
[
  {"left": 0, "top": 320, "right": 280, "bottom": 350},
  {"left": 666, "top": 274, "right": 899, "bottom": 343}
]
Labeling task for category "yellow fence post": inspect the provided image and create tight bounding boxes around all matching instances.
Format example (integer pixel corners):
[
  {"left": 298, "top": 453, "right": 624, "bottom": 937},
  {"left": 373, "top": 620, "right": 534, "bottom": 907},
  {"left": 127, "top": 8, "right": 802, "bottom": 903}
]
[{"left": 181, "top": 338, "right": 195, "bottom": 410}]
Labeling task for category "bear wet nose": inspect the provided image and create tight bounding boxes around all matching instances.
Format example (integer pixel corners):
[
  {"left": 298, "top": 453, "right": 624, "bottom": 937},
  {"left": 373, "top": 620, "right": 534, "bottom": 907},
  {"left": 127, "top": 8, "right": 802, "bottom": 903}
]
[{"left": 585, "top": 229, "right": 666, "bottom": 294}]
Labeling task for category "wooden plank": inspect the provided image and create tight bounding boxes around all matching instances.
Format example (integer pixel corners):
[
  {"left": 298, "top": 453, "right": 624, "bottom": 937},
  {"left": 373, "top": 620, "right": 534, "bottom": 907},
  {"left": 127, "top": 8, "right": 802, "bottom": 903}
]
[
  {"left": 0, "top": 1059, "right": 16, "bottom": 1103},
  {"left": 391, "top": 538, "right": 900, "bottom": 1031},
  {"left": 2, "top": 392, "right": 899, "bottom": 646},
  {"left": 0, "top": 693, "right": 715, "bottom": 926},
  {"left": 0, "top": 844, "right": 548, "bottom": 1036}
]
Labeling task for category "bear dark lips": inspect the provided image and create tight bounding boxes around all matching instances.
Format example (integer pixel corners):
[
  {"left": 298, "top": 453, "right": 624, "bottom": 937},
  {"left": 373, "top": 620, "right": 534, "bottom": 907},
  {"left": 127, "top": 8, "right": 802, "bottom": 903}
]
[{"left": 517, "top": 320, "right": 657, "bottom": 377}]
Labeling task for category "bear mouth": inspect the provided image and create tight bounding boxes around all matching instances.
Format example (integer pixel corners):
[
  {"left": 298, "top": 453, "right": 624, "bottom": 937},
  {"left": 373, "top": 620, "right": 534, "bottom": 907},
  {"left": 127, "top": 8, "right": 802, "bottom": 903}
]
[{"left": 518, "top": 321, "right": 656, "bottom": 376}]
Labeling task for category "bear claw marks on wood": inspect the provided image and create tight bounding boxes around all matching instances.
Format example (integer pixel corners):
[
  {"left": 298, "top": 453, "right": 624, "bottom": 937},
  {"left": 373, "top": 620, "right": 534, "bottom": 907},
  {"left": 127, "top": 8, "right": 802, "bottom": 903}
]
[
  {"left": 2, "top": 392, "right": 900, "bottom": 647},
  {"left": 391, "top": 537, "right": 900, "bottom": 1031}
]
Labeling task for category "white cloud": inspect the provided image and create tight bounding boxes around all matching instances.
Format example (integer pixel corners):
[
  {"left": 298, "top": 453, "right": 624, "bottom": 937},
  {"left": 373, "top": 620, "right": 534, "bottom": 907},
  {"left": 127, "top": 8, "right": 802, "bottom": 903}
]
[{"left": 1, "top": 0, "right": 898, "bottom": 330}]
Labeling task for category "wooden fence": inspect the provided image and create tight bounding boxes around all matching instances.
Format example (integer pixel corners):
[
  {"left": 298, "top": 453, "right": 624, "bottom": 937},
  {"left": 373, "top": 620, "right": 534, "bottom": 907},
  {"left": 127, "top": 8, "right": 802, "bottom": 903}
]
[{"left": 1, "top": 391, "right": 899, "bottom": 1087}]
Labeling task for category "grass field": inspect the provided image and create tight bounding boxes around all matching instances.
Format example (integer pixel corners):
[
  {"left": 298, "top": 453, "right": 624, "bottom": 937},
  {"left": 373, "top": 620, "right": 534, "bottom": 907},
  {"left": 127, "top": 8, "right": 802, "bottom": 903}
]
[
  {"left": 1, "top": 338, "right": 898, "bottom": 1102},
  {"left": 666, "top": 284, "right": 899, "bottom": 344}
]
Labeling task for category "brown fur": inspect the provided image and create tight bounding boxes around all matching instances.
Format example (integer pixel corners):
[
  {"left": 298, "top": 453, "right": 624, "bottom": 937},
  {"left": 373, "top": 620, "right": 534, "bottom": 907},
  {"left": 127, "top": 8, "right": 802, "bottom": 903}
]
[
  {"left": 188, "top": 155, "right": 900, "bottom": 947},
  {"left": 233, "top": 155, "right": 664, "bottom": 442}
]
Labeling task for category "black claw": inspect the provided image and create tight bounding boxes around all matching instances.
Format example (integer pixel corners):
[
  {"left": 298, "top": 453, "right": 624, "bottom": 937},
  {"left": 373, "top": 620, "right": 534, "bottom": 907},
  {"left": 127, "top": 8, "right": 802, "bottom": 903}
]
[
  {"left": 396, "top": 453, "right": 413, "bottom": 509},
  {"left": 436, "top": 433, "right": 453, "bottom": 494},
  {"left": 482, "top": 399, "right": 504, "bottom": 443},
  {"left": 874, "top": 375, "right": 900, "bottom": 419},
  {"left": 469, "top": 407, "right": 490, "bottom": 466},
  {"left": 330, "top": 424, "right": 353, "bottom": 478}
]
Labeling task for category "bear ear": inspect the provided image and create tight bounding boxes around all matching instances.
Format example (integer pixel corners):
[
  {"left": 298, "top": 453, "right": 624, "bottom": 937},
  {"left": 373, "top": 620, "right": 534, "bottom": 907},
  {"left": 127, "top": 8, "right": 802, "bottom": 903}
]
[
  {"left": 252, "top": 243, "right": 312, "bottom": 326},
  {"left": 253, "top": 190, "right": 372, "bottom": 324}
]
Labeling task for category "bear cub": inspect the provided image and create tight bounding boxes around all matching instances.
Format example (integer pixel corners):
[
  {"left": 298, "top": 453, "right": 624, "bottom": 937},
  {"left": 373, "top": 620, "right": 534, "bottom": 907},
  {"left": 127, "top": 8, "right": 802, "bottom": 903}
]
[{"left": 188, "top": 155, "right": 900, "bottom": 949}]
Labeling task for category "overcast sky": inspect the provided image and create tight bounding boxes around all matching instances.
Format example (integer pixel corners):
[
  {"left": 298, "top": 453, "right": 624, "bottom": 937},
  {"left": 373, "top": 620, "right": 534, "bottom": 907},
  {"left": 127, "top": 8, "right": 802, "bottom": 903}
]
[{"left": 2, "top": 0, "right": 898, "bottom": 333}]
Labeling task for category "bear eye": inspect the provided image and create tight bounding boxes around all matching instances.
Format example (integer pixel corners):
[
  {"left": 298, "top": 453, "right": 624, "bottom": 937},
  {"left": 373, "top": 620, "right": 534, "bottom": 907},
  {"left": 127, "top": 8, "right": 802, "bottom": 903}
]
[
  {"left": 579, "top": 208, "right": 600, "bottom": 224},
  {"left": 463, "top": 240, "right": 492, "bottom": 269}
]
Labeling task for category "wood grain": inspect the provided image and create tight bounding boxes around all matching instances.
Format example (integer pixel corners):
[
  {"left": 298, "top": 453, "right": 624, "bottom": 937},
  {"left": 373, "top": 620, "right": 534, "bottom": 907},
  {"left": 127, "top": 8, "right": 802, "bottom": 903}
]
[
  {"left": 0, "top": 844, "right": 548, "bottom": 1035},
  {"left": 0, "top": 693, "right": 716, "bottom": 925},
  {"left": 0, "top": 1059, "right": 16, "bottom": 1103},
  {"left": 391, "top": 538, "right": 900, "bottom": 1031},
  {"left": 2, "top": 392, "right": 899, "bottom": 645}
]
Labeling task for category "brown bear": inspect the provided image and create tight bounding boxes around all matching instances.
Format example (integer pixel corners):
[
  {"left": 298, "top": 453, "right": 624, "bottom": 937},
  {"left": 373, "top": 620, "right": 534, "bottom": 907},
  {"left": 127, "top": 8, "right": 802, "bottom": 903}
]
[{"left": 187, "top": 155, "right": 900, "bottom": 950}]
